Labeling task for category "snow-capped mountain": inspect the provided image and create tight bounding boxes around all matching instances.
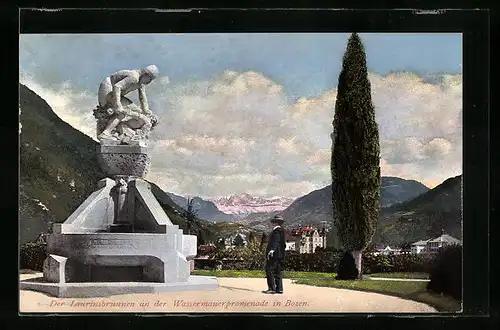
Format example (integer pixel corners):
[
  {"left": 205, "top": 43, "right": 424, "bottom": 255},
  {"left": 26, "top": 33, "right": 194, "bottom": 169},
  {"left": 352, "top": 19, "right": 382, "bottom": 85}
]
[{"left": 210, "top": 193, "right": 295, "bottom": 216}]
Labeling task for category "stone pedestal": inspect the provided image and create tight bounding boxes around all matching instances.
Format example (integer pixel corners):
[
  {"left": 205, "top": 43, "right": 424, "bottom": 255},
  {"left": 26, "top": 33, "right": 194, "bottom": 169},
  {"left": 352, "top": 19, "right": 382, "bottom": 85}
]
[{"left": 21, "top": 144, "right": 218, "bottom": 297}]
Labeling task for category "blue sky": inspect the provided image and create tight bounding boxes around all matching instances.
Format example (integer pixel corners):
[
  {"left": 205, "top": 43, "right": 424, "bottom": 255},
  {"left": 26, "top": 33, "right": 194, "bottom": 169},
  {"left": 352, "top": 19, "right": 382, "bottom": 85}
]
[
  {"left": 19, "top": 33, "right": 463, "bottom": 198},
  {"left": 20, "top": 33, "right": 461, "bottom": 99}
]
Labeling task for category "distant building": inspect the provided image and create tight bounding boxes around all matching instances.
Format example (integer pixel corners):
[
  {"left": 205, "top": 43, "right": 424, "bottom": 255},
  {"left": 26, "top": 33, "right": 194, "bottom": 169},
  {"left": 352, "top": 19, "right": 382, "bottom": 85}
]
[
  {"left": 198, "top": 243, "right": 216, "bottom": 255},
  {"left": 285, "top": 241, "right": 296, "bottom": 251},
  {"left": 288, "top": 226, "right": 327, "bottom": 254},
  {"left": 426, "top": 234, "right": 462, "bottom": 252},
  {"left": 375, "top": 246, "right": 402, "bottom": 255},
  {"left": 411, "top": 240, "right": 429, "bottom": 254},
  {"left": 411, "top": 234, "right": 462, "bottom": 254}
]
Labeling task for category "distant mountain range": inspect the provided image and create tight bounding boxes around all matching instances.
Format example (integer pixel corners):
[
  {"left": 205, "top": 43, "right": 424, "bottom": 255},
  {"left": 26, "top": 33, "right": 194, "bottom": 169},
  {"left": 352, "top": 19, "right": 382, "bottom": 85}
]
[
  {"left": 162, "top": 178, "right": 429, "bottom": 228},
  {"left": 278, "top": 175, "right": 461, "bottom": 247},
  {"left": 151, "top": 169, "right": 460, "bottom": 249},
  {"left": 375, "top": 175, "right": 462, "bottom": 245},
  {"left": 166, "top": 192, "right": 235, "bottom": 223},
  {"left": 279, "top": 177, "right": 429, "bottom": 227},
  {"left": 209, "top": 193, "right": 294, "bottom": 216},
  {"left": 379, "top": 177, "right": 431, "bottom": 207}
]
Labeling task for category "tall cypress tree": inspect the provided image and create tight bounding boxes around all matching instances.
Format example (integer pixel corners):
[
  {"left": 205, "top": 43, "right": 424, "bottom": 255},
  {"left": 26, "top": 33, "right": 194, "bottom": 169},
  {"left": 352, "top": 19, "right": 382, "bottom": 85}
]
[{"left": 331, "top": 33, "right": 380, "bottom": 279}]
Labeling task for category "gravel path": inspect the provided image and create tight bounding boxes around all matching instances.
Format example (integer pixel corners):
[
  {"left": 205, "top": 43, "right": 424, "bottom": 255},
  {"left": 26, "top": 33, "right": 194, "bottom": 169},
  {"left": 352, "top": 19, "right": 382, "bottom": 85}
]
[{"left": 19, "top": 274, "right": 437, "bottom": 313}]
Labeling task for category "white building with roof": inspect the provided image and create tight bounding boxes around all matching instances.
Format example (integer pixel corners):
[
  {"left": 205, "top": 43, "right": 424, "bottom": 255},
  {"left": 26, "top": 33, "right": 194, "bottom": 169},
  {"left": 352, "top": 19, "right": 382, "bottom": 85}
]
[
  {"left": 411, "top": 239, "right": 429, "bottom": 254},
  {"left": 426, "top": 234, "right": 462, "bottom": 252},
  {"left": 376, "top": 246, "right": 402, "bottom": 255},
  {"left": 285, "top": 241, "right": 296, "bottom": 251},
  {"left": 289, "top": 226, "right": 327, "bottom": 254},
  {"left": 411, "top": 234, "right": 462, "bottom": 254}
]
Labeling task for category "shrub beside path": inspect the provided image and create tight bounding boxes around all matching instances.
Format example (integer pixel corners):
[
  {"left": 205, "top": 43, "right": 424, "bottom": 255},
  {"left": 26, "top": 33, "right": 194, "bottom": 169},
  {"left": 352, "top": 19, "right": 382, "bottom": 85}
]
[{"left": 20, "top": 274, "right": 436, "bottom": 313}]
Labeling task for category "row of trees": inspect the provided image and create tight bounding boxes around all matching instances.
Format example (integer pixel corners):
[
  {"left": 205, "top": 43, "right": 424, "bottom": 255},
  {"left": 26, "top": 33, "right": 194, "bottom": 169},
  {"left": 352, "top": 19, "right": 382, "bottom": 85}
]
[{"left": 213, "top": 232, "right": 268, "bottom": 249}]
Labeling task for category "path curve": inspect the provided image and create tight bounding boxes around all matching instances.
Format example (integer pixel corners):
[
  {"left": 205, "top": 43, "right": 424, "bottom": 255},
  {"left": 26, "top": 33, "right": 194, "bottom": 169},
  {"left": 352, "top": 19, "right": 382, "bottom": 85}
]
[{"left": 19, "top": 274, "right": 437, "bottom": 313}]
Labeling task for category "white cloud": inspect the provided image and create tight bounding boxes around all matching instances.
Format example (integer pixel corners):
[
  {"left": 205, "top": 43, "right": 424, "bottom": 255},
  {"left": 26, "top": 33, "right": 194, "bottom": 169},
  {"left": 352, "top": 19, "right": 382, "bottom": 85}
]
[
  {"left": 423, "top": 137, "right": 453, "bottom": 158},
  {"left": 20, "top": 69, "right": 462, "bottom": 198},
  {"left": 305, "top": 149, "right": 331, "bottom": 165}
]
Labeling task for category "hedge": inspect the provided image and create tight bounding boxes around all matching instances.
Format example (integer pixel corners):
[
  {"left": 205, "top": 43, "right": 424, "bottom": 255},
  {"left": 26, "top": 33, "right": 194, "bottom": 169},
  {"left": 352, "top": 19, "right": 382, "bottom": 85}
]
[
  {"left": 427, "top": 244, "right": 462, "bottom": 300},
  {"left": 20, "top": 242, "right": 47, "bottom": 271},
  {"left": 362, "top": 252, "right": 432, "bottom": 274},
  {"left": 21, "top": 239, "right": 435, "bottom": 277},
  {"left": 200, "top": 246, "right": 432, "bottom": 274},
  {"left": 282, "top": 250, "right": 340, "bottom": 273}
]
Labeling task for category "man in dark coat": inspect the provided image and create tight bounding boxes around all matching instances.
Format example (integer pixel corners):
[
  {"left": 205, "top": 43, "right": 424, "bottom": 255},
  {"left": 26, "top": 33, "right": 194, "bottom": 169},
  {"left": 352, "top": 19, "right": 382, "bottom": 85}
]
[{"left": 262, "top": 215, "right": 286, "bottom": 294}]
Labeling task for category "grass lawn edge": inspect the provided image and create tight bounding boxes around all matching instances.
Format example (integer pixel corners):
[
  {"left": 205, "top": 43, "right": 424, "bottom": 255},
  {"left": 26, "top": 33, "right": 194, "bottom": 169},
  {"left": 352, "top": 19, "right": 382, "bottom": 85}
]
[
  {"left": 293, "top": 278, "right": 461, "bottom": 313},
  {"left": 192, "top": 269, "right": 337, "bottom": 279},
  {"left": 368, "top": 272, "right": 430, "bottom": 279}
]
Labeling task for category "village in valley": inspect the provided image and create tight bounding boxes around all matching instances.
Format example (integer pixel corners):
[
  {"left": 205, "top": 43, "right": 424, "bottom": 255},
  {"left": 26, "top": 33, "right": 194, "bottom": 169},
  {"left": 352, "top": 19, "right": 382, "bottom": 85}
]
[{"left": 196, "top": 226, "right": 462, "bottom": 258}]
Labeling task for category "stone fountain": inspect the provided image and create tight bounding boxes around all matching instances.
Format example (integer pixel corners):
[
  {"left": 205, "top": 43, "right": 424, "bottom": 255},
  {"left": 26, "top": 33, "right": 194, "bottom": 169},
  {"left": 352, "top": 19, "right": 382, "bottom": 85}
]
[{"left": 20, "top": 65, "right": 218, "bottom": 297}]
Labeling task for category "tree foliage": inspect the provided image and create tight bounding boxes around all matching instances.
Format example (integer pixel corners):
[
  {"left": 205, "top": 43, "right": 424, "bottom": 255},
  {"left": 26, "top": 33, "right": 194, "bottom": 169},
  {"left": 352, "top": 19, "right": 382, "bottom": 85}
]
[
  {"left": 215, "top": 237, "right": 226, "bottom": 250},
  {"left": 248, "top": 231, "right": 256, "bottom": 243},
  {"left": 331, "top": 33, "right": 380, "bottom": 252},
  {"left": 237, "top": 239, "right": 267, "bottom": 269},
  {"left": 260, "top": 233, "right": 268, "bottom": 248},
  {"left": 197, "top": 229, "right": 206, "bottom": 245},
  {"left": 336, "top": 251, "right": 359, "bottom": 279},
  {"left": 427, "top": 244, "right": 462, "bottom": 300},
  {"left": 233, "top": 234, "right": 245, "bottom": 247},
  {"left": 20, "top": 242, "right": 47, "bottom": 271},
  {"left": 183, "top": 197, "right": 199, "bottom": 235}
]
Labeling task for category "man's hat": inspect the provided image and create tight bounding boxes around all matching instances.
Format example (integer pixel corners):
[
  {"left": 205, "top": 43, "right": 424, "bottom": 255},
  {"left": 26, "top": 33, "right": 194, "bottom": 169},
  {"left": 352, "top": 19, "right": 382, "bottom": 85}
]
[{"left": 270, "top": 215, "right": 284, "bottom": 223}]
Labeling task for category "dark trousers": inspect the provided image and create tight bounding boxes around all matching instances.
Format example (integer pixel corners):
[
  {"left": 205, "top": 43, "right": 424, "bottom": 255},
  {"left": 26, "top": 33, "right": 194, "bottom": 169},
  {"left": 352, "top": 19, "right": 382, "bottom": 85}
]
[{"left": 265, "top": 258, "right": 283, "bottom": 292}]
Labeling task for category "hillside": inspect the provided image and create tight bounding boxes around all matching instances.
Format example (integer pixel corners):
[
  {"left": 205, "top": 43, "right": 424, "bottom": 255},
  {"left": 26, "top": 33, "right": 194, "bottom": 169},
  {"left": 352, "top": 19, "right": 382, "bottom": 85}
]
[
  {"left": 19, "top": 84, "right": 216, "bottom": 244},
  {"left": 242, "top": 176, "right": 460, "bottom": 248},
  {"left": 19, "top": 84, "right": 105, "bottom": 243},
  {"left": 166, "top": 192, "right": 234, "bottom": 223},
  {"left": 380, "top": 177, "right": 430, "bottom": 207},
  {"left": 280, "top": 177, "right": 429, "bottom": 228},
  {"left": 275, "top": 177, "right": 430, "bottom": 248},
  {"left": 148, "top": 182, "right": 218, "bottom": 242},
  {"left": 375, "top": 175, "right": 462, "bottom": 245}
]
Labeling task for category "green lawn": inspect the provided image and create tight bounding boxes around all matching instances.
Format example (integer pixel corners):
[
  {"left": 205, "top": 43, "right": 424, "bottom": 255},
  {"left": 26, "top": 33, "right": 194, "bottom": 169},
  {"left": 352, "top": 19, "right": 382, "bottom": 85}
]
[
  {"left": 192, "top": 269, "right": 337, "bottom": 279},
  {"left": 368, "top": 272, "right": 429, "bottom": 279},
  {"left": 293, "top": 278, "right": 461, "bottom": 313}
]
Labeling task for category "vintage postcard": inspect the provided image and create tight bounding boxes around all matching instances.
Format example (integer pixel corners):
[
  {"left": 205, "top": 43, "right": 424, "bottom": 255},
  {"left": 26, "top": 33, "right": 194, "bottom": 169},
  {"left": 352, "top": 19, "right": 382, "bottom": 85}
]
[{"left": 19, "top": 32, "right": 463, "bottom": 314}]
